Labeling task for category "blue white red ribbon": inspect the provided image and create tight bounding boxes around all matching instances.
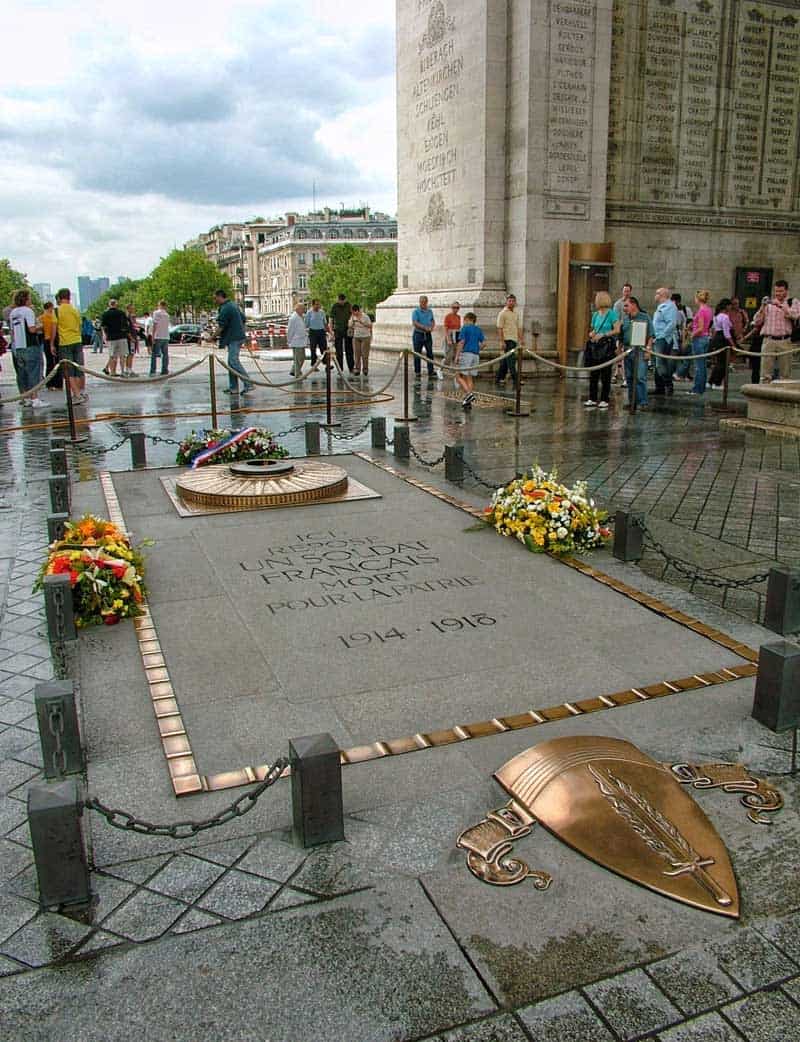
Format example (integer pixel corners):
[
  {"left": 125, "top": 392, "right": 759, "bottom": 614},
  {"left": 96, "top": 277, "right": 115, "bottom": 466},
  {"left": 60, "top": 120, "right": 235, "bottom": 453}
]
[{"left": 190, "top": 427, "right": 256, "bottom": 469}]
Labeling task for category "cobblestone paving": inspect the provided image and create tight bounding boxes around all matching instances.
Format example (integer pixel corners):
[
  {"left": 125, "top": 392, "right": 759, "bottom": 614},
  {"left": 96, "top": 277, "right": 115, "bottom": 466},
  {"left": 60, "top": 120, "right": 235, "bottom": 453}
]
[{"left": 0, "top": 358, "right": 798, "bottom": 1039}]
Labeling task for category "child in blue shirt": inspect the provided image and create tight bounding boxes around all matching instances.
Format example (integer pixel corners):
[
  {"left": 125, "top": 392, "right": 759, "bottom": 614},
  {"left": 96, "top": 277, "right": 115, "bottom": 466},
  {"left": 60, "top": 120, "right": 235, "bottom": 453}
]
[{"left": 455, "top": 312, "right": 484, "bottom": 409}]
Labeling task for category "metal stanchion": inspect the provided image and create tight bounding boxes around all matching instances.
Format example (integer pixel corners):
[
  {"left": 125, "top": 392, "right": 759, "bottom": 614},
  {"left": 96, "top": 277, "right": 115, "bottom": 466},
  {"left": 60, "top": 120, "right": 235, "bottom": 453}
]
[
  {"left": 393, "top": 425, "right": 410, "bottom": 460},
  {"left": 305, "top": 421, "right": 321, "bottom": 455},
  {"left": 209, "top": 355, "right": 218, "bottom": 429},
  {"left": 370, "top": 416, "right": 387, "bottom": 449},
  {"left": 629, "top": 345, "right": 639, "bottom": 415},
  {"left": 322, "top": 348, "right": 341, "bottom": 429},
  {"left": 50, "top": 448, "right": 68, "bottom": 476},
  {"left": 397, "top": 349, "right": 418, "bottom": 422},
  {"left": 47, "top": 513, "right": 69, "bottom": 543},
  {"left": 445, "top": 445, "right": 464, "bottom": 482},
  {"left": 129, "top": 432, "right": 147, "bottom": 468},
  {"left": 505, "top": 342, "right": 530, "bottom": 418},
  {"left": 63, "top": 363, "right": 87, "bottom": 444}
]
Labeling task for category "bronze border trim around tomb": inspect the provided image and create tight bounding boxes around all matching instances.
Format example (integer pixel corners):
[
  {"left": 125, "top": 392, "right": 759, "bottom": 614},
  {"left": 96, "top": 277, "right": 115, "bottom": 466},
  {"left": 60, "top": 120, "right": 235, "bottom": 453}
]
[
  {"left": 98, "top": 461, "right": 760, "bottom": 797},
  {"left": 99, "top": 472, "right": 204, "bottom": 797}
]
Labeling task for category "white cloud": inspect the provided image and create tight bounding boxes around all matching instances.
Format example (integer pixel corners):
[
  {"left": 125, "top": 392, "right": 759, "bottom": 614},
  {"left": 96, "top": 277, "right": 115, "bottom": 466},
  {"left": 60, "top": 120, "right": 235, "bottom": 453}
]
[{"left": 0, "top": 0, "right": 397, "bottom": 296}]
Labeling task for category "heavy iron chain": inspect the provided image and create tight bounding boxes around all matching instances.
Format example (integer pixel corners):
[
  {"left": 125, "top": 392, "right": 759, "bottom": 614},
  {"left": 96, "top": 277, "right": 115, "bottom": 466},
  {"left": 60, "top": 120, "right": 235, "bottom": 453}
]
[
  {"left": 52, "top": 583, "right": 67, "bottom": 642},
  {"left": 460, "top": 458, "right": 506, "bottom": 492},
  {"left": 325, "top": 419, "right": 373, "bottom": 442},
  {"left": 85, "top": 757, "right": 288, "bottom": 839},
  {"left": 272, "top": 423, "right": 307, "bottom": 439},
  {"left": 408, "top": 442, "right": 446, "bottom": 468},
  {"left": 633, "top": 517, "right": 771, "bottom": 590},
  {"left": 47, "top": 703, "right": 67, "bottom": 777},
  {"left": 144, "top": 433, "right": 183, "bottom": 447}
]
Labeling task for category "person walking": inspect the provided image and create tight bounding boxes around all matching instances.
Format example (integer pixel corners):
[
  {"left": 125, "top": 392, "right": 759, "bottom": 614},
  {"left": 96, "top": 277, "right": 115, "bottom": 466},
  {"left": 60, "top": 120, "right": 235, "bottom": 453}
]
[
  {"left": 672, "top": 293, "right": 692, "bottom": 382},
  {"left": 442, "top": 301, "right": 461, "bottom": 384},
  {"left": 753, "top": 280, "right": 800, "bottom": 382},
  {"left": 91, "top": 320, "right": 104, "bottom": 355},
  {"left": 39, "top": 301, "right": 61, "bottom": 391},
  {"left": 454, "top": 311, "right": 484, "bottom": 409},
  {"left": 612, "top": 282, "right": 633, "bottom": 385},
  {"left": 652, "top": 287, "right": 679, "bottom": 396},
  {"left": 215, "top": 289, "right": 252, "bottom": 395},
  {"left": 101, "top": 298, "right": 129, "bottom": 377},
  {"left": 55, "top": 288, "right": 87, "bottom": 402},
  {"left": 347, "top": 304, "right": 372, "bottom": 375},
  {"left": 686, "top": 290, "right": 713, "bottom": 396},
  {"left": 287, "top": 302, "right": 308, "bottom": 378},
  {"left": 708, "top": 299, "right": 735, "bottom": 388},
  {"left": 583, "top": 291, "right": 619, "bottom": 409},
  {"left": 124, "top": 304, "right": 139, "bottom": 377},
  {"left": 621, "top": 296, "right": 654, "bottom": 408},
  {"left": 495, "top": 294, "right": 522, "bottom": 386},
  {"left": 304, "top": 299, "right": 328, "bottom": 368},
  {"left": 149, "top": 300, "right": 170, "bottom": 376},
  {"left": 411, "top": 295, "right": 436, "bottom": 380},
  {"left": 328, "top": 293, "right": 354, "bottom": 374},
  {"left": 9, "top": 289, "right": 46, "bottom": 408}
]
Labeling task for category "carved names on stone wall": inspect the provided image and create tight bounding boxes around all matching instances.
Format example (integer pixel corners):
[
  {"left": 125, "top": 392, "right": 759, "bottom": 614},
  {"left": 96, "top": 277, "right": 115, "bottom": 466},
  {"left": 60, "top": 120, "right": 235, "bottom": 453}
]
[
  {"left": 606, "top": 0, "right": 800, "bottom": 230},
  {"left": 411, "top": 0, "right": 463, "bottom": 228},
  {"left": 545, "top": 0, "right": 597, "bottom": 217}
]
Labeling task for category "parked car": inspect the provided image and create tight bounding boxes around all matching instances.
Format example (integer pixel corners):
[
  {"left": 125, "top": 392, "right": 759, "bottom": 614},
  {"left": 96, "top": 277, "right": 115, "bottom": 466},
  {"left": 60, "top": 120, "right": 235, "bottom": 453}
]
[{"left": 168, "top": 323, "right": 203, "bottom": 343}]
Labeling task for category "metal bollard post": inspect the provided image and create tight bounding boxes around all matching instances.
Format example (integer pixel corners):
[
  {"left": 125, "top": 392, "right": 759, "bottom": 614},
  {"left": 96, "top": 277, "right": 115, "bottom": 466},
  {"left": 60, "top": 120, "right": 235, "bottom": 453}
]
[
  {"left": 43, "top": 573, "right": 77, "bottom": 644},
  {"left": 28, "top": 778, "right": 91, "bottom": 909},
  {"left": 129, "top": 432, "right": 147, "bottom": 469},
  {"left": 370, "top": 416, "right": 387, "bottom": 450},
  {"left": 35, "top": 680, "right": 84, "bottom": 779},
  {"left": 612, "top": 510, "right": 644, "bottom": 562},
  {"left": 47, "top": 512, "right": 69, "bottom": 544},
  {"left": 289, "top": 733, "right": 345, "bottom": 848},
  {"left": 50, "top": 436, "right": 66, "bottom": 451},
  {"left": 48, "top": 474, "right": 70, "bottom": 516},
  {"left": 764, "top": 567, "right": 800, "bottom": 636},
  {"left": 752, "top": 641, "right": 800, "bottom": 734},
  {"left": 305, "top": 421, "right": 321, "bottom": 456},
  {"left": 49, "top": 447, "right": 68, "bottom": 476},
  {"left": 393, "top": 424, "right": 410, "bottom": 460},
  {"left": 445, "top": 444, "right": 464, "bottom": 482}
]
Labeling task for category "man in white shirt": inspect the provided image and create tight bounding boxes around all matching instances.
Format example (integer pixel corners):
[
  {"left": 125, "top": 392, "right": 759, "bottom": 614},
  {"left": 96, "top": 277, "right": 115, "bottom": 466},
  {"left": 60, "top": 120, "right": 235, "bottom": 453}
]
[
  {"left": 287, "top": 302, "right": 308, "bottom": 377},
  {"left": 9, "top": 289, "right": 47, "bottom": 408},
  {"left": 149, "top": 300, "right": 170, "bottom": 376}
]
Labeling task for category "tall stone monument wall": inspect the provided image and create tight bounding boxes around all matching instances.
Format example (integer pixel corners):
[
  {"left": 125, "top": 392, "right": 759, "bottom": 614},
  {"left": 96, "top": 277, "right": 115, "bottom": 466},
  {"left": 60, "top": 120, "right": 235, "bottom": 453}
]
[{"left": 376, "top": 0, "right": 800, "bottom": 354}]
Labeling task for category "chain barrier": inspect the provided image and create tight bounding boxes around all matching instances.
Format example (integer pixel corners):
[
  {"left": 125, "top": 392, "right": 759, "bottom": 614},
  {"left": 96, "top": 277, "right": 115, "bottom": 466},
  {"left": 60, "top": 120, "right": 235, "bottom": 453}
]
[
  {"left": 272, "top": 422, "right": 308, "bottom": 439},
  {"left": 330, "top": 353, "right": 403, "bottom": 398},
  {"left": 325, "top": 418, "right": 373, "bottom": 442},
  {"left": 408, "top": 442, "right": 446, "bottom": 468},
  {"left": 85, "top": 757, "right": 288, "bottom": 839},
  {"left": 633, "top": 516, "right": 771, "bottom": 590},
  {"left": 47, "top": 704, "right": 67, "bottom": 776},
  {"left": 460, "top": 458, "right": 505, "bottom": 492}
]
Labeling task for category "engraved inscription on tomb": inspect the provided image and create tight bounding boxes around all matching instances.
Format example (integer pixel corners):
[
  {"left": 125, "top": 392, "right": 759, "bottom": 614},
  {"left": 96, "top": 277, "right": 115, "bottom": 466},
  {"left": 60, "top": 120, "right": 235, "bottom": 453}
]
[
  {"left": 724, "top": 2, "right": 800, "bottom": 211},
  {"left": 546, "top": 0, "right": 597, "bottom": 211}
]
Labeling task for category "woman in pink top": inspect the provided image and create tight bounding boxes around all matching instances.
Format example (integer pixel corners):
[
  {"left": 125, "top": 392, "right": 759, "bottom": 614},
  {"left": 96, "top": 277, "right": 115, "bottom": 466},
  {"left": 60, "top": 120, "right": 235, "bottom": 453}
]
[
  {"left": 687, "top": 289, "right": 713, "bottom": 396},
  {"left": 708, "top": 299, "right": 734, "bottom": 388}
]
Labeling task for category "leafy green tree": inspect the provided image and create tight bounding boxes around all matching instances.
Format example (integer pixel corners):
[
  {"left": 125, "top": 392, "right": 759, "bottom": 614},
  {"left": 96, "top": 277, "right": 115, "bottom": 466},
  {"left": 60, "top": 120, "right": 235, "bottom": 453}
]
[
  {"left": 308, "top": 245, "right": 397, "bottom": 315},
  {"left": 0, "top": 259, "right": 42, "bottom": 310},
  {"left": 150, "top": 248, "right": 233, "bottom": 320}
]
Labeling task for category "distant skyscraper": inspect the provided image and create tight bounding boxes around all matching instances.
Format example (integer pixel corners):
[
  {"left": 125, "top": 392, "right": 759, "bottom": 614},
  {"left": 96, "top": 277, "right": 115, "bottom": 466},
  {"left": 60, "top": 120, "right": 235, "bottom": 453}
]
[
  {"left": 78, "top": 276, "right": 110, "bottom": 310},
  {"left": 33, "top": 283, "right": 54, "bottom": 304}
]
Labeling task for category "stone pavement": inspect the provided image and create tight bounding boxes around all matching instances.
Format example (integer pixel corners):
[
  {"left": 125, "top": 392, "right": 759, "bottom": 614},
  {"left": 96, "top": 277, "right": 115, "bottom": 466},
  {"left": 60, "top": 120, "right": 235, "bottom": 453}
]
[{"left": 0, "top": 356, "right": 799, "bottom": 1041}]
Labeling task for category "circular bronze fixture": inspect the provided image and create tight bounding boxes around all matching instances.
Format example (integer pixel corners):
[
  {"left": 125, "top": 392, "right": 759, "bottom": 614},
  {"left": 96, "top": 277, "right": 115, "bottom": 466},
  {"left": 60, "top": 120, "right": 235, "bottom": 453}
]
[
  {"left": 229, "top": 459, "right": 295, "bottom": 478},
  {"left": 175, "top": 460, "right": 349, "bottom": 510}
]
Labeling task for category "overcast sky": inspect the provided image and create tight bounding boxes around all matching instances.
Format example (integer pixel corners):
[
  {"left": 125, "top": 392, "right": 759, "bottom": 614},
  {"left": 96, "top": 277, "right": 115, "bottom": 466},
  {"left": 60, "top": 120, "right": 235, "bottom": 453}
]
[{"left": 1, "top": 0, "right": 397, "bottom": 297}]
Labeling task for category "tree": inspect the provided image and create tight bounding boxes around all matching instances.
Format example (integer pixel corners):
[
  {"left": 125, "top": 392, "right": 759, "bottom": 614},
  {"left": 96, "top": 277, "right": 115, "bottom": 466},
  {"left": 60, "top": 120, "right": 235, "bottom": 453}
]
[
  {"left": 0, "top": 259, "right": 42, "bottom": 310},
  {"left": 150, "top": 248, "right": 233, "bottom": 320},
  {"left": 308, "top": 245, "right": 397, "bottom": 315}
]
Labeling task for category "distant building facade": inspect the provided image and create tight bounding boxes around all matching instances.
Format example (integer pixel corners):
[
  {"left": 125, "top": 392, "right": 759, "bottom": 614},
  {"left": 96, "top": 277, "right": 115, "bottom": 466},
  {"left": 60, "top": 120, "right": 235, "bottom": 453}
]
[
  {"left": 77, "top": 276, "right": 110, "bottom": 311},
  {"left": 258, "top": 208, "right": 397, "bottom": 317},
  {"left": 186, "top": 208, "right": 397, "bottom": 317},
  {"left": 33, "top": 283, "right": 54, "bottom": 305}
]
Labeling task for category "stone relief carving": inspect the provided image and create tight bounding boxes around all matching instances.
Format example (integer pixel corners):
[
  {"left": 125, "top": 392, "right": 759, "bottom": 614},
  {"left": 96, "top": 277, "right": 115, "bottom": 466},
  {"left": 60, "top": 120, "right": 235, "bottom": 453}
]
[
  {"left": 419, "top": 192, "right": 455, "bottom": 234},
  {"left": 419, "top": 1, "right": 455, "bottom": 52}
]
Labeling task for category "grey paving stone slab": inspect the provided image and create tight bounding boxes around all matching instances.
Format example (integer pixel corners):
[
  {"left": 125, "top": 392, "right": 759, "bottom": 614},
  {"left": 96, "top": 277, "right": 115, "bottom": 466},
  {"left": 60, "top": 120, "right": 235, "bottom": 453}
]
[
  {"left": 0, "top": 652, "right": 46, "bottom": 674},
  {"left": 0, "top": 838, "right": 32, "bottom": 884},
  {"left": 0, "top": 726, "right": 38, "bottom": 761},
  {"left": 0, "top": 698, "right": 36, "bottom": 726},
  {"left": 0, "top": 795, "right": 27, "bottom": 836},
  {"left": 0, "top": 894, "right": 38, "bottom": 946},
  {"left": 189, "top": 835, "right": 257, "bottom": 867},
  {"left": 757, "top": 910, "right": 800, "bottom": 964},
  {"left": 144, "top": 853, "right": 226, "bottom": 903},
  {"left": 0, "top": 675, "right": 37, "bottom": 699},
  {"left": 646, "top": 946, "right": 743, "bottom": 1015},
  {"left": 197, "top": 867, "right": 279, "bottom": 919},
  {"left": 0, "top": 912, "right": 90, "bottom": 967},
  {"left": 584, "top": 968, "right": 682, "bottom": 1040},
  {"left": 100, "top": 890, "right": 185, "bottom": 941},
  {"left": 439, "top": 1013, "right": 531, "bottom": 1041},
  {"left": 139, "top": 534, "right": 228, "bottom": 605},
  {"left": 73, "top": 929, "right": 127, "bottom": 956},
  {"left": 0, "top": 634, "right": 48, "bottom": 655},
  {"left": 657, "top": 1012, "right": 744, "bottom": 1042},
  {"left": 268, "top": 886, "right": 322, "bottom": 912},
  {"left": 234, "top": 833, "right": 306, "bottom": 882},
  {"left": 0, "top": 877, "right": 495, "bottom": 1042},
  {"left": 722, "top": 989, "right": 800, "bottom": 1042},
  {"left": 0, "top": 954, "right": 26, "bottom": 976},
  {"left": 518, "top": 990, "right": 615, "bottom": 1041},
  {"left": 102, "top": 854, "right": 171, "bottom": 885},
  {"left": 86, "top": 873, "right": 138, "bottom": 925},
  {"left": 170, "top": 907, "right": 222, "bottom": 935},
  {"left": 702, "top": 926, "right": 798, "bottom": 990},
  {"left": 783, "top": 975, "right": 800, "bottom": 1005}
]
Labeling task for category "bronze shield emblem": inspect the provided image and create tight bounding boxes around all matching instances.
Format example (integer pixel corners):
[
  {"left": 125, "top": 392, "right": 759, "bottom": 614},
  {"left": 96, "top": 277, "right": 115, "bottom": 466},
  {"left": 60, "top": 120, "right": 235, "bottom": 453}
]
[{"left": 492, "top": 736, "right": 739, "bottom": 917}]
